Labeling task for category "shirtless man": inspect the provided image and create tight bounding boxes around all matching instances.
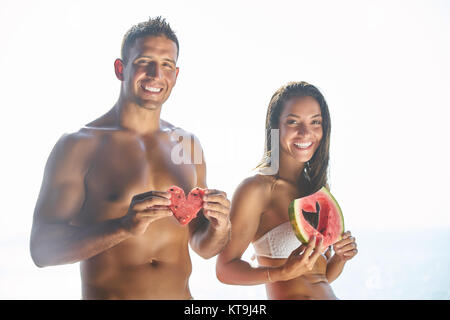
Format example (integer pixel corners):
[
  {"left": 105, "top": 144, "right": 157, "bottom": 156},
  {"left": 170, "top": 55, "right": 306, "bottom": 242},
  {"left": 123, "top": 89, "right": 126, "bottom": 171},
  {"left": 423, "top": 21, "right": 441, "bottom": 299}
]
[{"left": 30, "top": 17, "right": 231, "bottom": 300}]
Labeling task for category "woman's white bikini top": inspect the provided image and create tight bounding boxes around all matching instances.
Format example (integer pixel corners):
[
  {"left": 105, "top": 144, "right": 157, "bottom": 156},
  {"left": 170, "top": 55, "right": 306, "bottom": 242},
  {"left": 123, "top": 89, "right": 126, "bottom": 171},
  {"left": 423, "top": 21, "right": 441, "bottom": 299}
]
[{"left": 252, "top": 221, "right": 300, "bottom": 259}]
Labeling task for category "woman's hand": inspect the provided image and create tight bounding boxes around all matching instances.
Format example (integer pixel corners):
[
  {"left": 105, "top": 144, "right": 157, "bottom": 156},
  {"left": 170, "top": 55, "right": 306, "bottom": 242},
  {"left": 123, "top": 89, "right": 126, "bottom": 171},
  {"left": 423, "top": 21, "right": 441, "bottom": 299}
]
[
  {"left": 332, "top": 231, "right": 358, "bottom": 262},
  {"left": 273, "top": 236, "right": 325, "bottom": 282}
]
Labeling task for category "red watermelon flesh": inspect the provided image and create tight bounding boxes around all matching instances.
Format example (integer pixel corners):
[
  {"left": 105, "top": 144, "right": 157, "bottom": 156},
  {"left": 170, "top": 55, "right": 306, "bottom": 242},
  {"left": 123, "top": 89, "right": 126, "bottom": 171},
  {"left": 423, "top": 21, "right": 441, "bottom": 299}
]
[
  {"left": 167, "top": 186, "right": 205, "bottom": 225},
  {"left": 289, "top": 187, "right": 344, "bottom": 248}
]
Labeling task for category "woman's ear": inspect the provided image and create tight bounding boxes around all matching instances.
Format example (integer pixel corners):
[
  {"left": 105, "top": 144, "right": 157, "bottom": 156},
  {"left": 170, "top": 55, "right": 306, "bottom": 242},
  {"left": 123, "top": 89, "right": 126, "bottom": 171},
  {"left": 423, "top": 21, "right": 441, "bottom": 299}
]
[{"left": 114, "top": 58, "right": 124, "bottom": 81}]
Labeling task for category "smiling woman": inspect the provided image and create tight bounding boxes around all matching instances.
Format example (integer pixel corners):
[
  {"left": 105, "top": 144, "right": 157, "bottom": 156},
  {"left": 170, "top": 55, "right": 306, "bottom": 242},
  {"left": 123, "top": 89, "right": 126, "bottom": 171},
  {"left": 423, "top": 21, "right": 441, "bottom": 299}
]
[{"left": 216, "top": 81, "right": 358, "bottom": 300}]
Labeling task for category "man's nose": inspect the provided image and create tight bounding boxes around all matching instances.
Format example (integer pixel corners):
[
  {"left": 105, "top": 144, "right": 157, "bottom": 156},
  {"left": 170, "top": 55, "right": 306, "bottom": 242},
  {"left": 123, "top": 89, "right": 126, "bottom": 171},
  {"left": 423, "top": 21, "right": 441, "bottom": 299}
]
[{"left": 146, "top": 62, "right": 162, "bottom": 79}]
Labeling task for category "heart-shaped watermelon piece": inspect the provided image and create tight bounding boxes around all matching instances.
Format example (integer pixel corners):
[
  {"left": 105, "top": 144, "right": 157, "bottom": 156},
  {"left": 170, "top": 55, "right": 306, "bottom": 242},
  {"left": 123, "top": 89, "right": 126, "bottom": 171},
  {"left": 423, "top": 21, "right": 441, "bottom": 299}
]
[{"left": 167, "top": 186, "right": 205, "bottom": 226}]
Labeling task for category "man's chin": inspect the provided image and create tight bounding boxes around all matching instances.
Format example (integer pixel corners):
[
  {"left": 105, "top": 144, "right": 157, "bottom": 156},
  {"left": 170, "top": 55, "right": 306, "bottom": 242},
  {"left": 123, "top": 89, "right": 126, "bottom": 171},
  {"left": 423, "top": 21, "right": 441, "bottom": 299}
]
[
  {"left": 140, "top": 104, "right": 160, "bottom": 111},
  {"left": 137, "top": 100, "right": 162, "bottom": 111}
]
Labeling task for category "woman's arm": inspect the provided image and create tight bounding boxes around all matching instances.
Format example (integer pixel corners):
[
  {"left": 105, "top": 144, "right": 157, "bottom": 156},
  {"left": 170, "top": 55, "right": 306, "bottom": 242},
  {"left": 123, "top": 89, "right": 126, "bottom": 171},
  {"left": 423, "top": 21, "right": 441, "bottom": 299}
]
[
  {"left": 326, "top": 231, "right": 358, "bottom": 283},
  {"left": 325, "top": 254, "right": 346, "bottom": 283},
  {"left": 216, "top": 175, "right": 324, "bottom": 285},
  {"left": 216, "top": 176, "right": 275, "bottom": 285}
]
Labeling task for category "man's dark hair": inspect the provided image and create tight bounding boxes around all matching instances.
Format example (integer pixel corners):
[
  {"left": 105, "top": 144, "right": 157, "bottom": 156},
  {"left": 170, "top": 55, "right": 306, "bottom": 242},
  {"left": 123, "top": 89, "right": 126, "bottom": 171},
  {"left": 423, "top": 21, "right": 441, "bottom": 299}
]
[{"left": 121, "top": 16, "right": 179, "bottom": 64}]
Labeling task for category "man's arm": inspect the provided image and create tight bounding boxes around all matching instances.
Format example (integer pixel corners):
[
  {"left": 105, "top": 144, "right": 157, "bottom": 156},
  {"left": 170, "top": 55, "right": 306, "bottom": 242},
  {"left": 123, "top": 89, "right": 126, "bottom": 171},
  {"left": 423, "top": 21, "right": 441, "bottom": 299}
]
[
  {"left": 30, "top": 132, "right": 172, "bottom": 267},
  {"left": 30, "top": 132, "right": 131, "bottom": 267},
  {"left": 188, "top": 135, "right": 231, "bottom": 259}
]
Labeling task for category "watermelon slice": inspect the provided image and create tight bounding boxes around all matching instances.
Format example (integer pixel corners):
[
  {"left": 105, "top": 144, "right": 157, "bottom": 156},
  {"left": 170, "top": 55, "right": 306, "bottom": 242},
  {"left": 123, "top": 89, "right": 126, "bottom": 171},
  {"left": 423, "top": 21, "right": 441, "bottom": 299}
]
[
  {"left": 167, "top": 186, "right": 205, "bottom": 226},
  {"left": 289, "top": 187, "right": 344, "bottom": 248}
]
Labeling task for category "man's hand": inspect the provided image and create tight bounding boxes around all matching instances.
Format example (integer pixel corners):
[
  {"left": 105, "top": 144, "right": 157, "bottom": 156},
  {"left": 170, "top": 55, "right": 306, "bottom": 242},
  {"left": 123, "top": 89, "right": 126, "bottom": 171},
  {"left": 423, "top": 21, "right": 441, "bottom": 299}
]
[
  {"left": 121, "top": 191, "right": 173, "bottom": 236},
  {"left": 201, "top": 189, "right": 231, "bottom": 231},
  {"left": 189, "top": 188, "right": 231, "bottom": 259}
]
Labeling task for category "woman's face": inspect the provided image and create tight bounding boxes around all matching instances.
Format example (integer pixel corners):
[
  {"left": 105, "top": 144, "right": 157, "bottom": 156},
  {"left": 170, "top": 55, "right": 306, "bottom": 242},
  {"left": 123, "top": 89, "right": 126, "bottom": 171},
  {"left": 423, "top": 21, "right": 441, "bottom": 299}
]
[{"left": 278, "top": 96, "right": 323, "bottom": 163}]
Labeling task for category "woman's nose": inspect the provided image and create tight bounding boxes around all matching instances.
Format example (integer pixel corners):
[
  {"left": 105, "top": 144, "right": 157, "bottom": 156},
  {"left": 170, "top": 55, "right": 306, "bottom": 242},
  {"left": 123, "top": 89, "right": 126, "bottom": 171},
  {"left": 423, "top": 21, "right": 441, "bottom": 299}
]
[{"left": 296, "top": 123, "right": 310, "bottom": 136}]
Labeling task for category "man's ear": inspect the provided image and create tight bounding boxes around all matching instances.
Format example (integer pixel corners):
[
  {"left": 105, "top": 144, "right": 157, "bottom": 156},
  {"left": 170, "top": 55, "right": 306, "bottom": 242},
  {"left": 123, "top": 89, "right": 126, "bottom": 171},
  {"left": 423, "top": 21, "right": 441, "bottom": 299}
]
[{"left": 114, "top": 58, "right": 124, "bottom": 81}]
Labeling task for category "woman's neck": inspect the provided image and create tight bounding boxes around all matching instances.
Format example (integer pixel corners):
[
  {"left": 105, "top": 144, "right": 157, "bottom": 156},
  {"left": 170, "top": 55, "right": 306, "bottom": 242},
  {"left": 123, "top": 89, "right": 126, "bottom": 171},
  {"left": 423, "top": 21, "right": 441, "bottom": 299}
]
[{"left": 276, "top": 149, "right": 305, "bottom": 185}]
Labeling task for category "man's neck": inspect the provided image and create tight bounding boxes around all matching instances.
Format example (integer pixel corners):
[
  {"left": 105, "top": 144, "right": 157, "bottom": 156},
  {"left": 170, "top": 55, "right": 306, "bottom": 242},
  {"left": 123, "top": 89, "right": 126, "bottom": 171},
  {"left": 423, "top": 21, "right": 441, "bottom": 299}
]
[{"left": 114, "top": 97, "right": 162, "bottom": 135}]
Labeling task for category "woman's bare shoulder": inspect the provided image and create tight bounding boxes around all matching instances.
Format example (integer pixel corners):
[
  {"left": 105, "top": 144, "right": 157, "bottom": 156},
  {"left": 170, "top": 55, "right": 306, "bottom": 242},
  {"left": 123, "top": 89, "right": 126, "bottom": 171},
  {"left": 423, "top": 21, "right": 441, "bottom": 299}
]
[{"left": 233, "top": 173, "right": 275, "bottom": 201}]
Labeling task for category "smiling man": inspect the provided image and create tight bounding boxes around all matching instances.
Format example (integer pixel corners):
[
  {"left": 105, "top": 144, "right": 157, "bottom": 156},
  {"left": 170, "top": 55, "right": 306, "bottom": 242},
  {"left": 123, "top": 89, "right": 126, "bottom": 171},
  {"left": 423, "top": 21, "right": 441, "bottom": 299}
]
[{"left": 30, "top": 17, "right": 231, "bottom": 300}]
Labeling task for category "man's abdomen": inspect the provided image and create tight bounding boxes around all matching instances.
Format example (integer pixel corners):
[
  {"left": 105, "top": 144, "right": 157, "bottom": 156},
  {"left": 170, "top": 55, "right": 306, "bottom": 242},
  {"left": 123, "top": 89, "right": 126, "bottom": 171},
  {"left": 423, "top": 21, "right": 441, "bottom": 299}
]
[
  {"left": 80, "top": 219, "right": 193, "bottom": 300},
  {"left": 81, "top": 250, "right": 193, "bottom": 299}
]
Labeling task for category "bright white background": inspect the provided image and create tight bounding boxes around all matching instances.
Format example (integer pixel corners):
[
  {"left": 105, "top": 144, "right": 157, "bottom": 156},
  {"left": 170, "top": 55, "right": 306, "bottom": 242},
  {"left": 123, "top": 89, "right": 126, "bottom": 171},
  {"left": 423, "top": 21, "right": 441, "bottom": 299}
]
[{"left": 1, "top": 0, "right": 449, "bottom": 299}]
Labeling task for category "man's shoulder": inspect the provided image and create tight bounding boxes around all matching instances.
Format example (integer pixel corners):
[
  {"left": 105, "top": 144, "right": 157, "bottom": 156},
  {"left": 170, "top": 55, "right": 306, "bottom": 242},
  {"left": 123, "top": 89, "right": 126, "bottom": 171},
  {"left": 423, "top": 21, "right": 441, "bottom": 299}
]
[
  {"left": 161, "top": 119, "right": 203, "bottom": 146},
  {"left": 160, "top": 119, "right": 178, "bottom": 132},
  {"left": 59, "top": 127, "right": 100, "bottom": 146},
  {"left": 51, "top": 128, "right": 101, "bottom": 163},
  {"left": 161, "top": 119, "right": 188, "bottom": 134}
]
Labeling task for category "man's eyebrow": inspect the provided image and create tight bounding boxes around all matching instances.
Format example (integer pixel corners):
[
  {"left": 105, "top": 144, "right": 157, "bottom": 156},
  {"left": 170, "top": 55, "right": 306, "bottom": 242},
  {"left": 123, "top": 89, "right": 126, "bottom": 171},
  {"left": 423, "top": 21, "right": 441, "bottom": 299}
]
[
  {"left": 285, "top": 113, "right": 322, "bottom": 118},
  {"left": 134, "top": 55, "right": 176, "bottom": 64}
]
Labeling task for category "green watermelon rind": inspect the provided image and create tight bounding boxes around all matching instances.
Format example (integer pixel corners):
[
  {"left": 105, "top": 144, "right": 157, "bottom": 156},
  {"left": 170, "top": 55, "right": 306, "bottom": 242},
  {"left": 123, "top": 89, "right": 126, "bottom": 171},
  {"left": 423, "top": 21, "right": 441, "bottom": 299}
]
[
  {"left": 320, "top": 187, "right": 345, "bottom": 238},
  {"left": 288, "top": 200, "right": 309, "bottom": 244},
  {"left": 288, "top": 186, "right": 345, "bottom": 245}
]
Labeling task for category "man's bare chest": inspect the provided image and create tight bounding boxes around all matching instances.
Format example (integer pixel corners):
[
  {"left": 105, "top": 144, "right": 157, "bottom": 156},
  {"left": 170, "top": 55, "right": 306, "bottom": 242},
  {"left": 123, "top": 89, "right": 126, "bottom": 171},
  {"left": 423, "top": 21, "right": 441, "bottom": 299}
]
[{"left": 81, "top": 134, "right": 197, "bottom": 219}]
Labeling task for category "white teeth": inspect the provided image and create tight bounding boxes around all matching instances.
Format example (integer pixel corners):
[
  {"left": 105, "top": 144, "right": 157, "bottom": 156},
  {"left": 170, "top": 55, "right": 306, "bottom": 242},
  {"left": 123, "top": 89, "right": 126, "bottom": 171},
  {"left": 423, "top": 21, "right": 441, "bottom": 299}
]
[
  {"left": 144, "top": 86, "right": 162, "bottom": 93},
  {"left": 294, "top": 142, "right": 312, "bottom": 148}
]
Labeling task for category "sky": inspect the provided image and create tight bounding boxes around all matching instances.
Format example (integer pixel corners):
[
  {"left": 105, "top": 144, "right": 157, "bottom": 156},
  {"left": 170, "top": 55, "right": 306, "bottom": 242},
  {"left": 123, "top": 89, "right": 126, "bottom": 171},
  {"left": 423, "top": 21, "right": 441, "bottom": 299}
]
[{"left": 0, "top": 0, "right": 449, "bottom": 299}]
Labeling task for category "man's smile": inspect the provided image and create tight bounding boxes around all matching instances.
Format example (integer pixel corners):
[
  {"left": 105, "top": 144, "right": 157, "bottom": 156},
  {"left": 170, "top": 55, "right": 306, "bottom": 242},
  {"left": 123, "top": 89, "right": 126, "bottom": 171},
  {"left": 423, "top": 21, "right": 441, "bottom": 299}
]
[
  {"left": 140, "top": 82, "right": 164, "bottom": 94},
  {"left": 142, "top": 84, "right": 163, "bottom": 93}
]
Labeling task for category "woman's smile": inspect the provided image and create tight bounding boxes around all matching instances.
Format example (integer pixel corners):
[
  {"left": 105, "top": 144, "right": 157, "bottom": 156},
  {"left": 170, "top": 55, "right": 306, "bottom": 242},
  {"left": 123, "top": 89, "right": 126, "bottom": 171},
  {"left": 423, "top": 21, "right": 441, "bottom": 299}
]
[{"left": 293, "top": 141, "right": 313, "bottom": 149}]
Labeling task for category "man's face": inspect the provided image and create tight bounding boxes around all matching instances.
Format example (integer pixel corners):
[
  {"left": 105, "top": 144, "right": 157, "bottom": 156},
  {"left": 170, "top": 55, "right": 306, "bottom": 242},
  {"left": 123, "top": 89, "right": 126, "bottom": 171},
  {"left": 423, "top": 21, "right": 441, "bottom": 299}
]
[{"left": 121, "top": 35, "right": 179, "bottom": 110}]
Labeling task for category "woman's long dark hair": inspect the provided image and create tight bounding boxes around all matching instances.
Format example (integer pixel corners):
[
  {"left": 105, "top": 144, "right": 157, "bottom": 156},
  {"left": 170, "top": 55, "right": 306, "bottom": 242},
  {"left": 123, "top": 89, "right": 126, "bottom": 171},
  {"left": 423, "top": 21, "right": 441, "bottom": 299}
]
[{"left": 256, "top": 81, "right": 331, "bottom": 195}]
